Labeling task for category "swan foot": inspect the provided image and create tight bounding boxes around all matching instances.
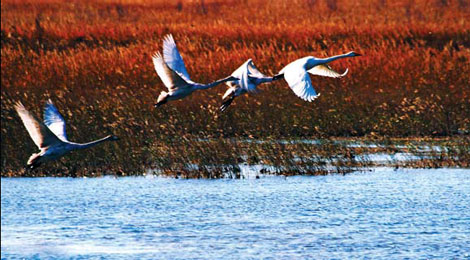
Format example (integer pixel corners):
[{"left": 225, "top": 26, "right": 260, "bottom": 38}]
[
  {"left": 154, "top": 99, "right": 168, "bottom": 108},
  {"left": 25, "top": 162, "right": 41, "bottom": 170},
  {"left": 220, "top": 96, "right": 235, "bottom": 112},
  {"left": 155, "top": 91, "right": 169, "bottom": 108}
]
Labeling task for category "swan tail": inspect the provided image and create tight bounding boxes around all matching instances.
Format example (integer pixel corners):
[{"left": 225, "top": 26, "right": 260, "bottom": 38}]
[
  {"left": 26, "top": 153, "right": 42, "bottom": 170},
  {"left": 155, "top": 91, "right": 169, "bottom": 108},
  {"left": 220, "top": 96, "right": 235, "bottom": 112}
]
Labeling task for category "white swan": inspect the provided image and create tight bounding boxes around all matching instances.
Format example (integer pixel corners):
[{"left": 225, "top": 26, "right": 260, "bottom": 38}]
[
  {"left": 220, "top": 59, "right": 283, "bottom": 111},
  {"left": 279, "top": 51, "right": 361, "bottom": 101},
  {"left": 15, "top": 100, "right": 118, "bottom": 169},
  {"left": 153, "top": 34, "right": 238, "bottom": 107}
]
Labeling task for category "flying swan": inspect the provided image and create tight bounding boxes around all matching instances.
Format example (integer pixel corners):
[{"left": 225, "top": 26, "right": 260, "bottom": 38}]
[
  {"left": 279, "top": 51, "right": 361, "bottom": 101},
  {"left": 153, "top": 34, "right": 238, "bottom": 107},
  {"left": 220, "top": 59, "right": 283, "bottom": 111},
  {"left": 15, "top": 100, "right": 118, "bottom": 169}
]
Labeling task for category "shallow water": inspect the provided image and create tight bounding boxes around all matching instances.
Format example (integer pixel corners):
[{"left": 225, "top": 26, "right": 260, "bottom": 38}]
[{"left": 2, "top": 168, "right": 470, "bottom": 259}]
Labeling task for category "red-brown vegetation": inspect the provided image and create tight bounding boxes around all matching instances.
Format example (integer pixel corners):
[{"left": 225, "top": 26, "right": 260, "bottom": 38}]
[{"left": 1, "top": 0, "right": 469, "bottom": 176}]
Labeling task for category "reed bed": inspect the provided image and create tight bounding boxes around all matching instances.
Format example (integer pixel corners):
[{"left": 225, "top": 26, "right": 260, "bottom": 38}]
[{"left": 1, "top": 0, "right": 469, "bottom": 177}]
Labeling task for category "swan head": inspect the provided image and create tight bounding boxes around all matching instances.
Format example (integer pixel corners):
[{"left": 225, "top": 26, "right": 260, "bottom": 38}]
[
  {"left": 107, "top": 135, "right": 119, "bottom": 141},
  {"left": 347, "top": 51, "right": 362, "bottom": 57}
]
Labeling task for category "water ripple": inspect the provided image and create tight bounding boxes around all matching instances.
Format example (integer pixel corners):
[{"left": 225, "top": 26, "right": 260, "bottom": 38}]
[{"left": 2, "top": 168, "right": 470, "bottom": 259}]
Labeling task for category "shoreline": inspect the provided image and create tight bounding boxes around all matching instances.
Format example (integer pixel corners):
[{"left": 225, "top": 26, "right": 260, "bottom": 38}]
[{"left": 3, "top": 136, "right": 469, "bottom": 178}]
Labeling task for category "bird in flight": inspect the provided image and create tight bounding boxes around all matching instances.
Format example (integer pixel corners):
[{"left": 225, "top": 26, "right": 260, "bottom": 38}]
[
  {"left": 220, "top": 59, "right": 283, "bottom": 112},
  {"left": 152, "top": 34, "right": 238, "bottom": 108},
  {"left": 15, "top": 100, "right": 118, "bottom": 169},
  {"left": 279, "top": 51, "right": 361, "bottom": 101}
]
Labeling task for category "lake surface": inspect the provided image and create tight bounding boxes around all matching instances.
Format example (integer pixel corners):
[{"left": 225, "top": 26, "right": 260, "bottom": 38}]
[{"left": 2, "top": 168, "right": 470, "bottom": 259}]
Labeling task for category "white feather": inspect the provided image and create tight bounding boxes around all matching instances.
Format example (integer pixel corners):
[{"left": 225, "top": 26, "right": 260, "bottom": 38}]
[
  {"left": 279, "top": 52, "right": 359, "bottom": 101},
  {"left": 162, "top": 34, "right": 191, "bottom": 81},
  {"left": 44, "top": 99, "right": 68, "bottom": 141},
  {"left": 15, "top": 101, "right": 61, "bottom": 149},
  {"left": 308, "top": 65, "right": 348, "bottom": 78},
  {"left": 153, "top": 34, "right": 236, "bottom": 103}
]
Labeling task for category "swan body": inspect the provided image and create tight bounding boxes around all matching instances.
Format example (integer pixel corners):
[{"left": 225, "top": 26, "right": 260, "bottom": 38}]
[
  {"left": 153, "top": 34, "right": 237, "bottom": 107},
  {"left": 279, "top": 51, "right": 361, "bottom": 101},
  {"left": 15, "top": 100, "right": 118, "bottom": 169},
  {"left": 220, "top": 59, "right": 283, "bottom": 111}
]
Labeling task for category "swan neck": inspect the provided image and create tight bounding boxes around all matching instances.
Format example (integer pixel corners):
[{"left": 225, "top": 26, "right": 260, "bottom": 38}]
[
  {"left": 197, "top": 76, "right": 234, "bottom": 90},
  {"left": 316, "top": 53, "right": 352, "bottom": 65},
  {"left": 72, "top": 136, "right": 113, "bottom": 150}
]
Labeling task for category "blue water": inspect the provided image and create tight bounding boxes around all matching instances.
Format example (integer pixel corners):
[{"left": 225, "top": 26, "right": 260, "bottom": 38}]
[{"left": 2, "top": 168, "right": 470, "bottom": 259}]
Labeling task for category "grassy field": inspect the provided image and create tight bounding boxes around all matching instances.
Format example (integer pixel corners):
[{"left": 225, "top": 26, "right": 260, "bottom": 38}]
[{"left": 1, "top": 0, "right": 469, "bottom": 177}]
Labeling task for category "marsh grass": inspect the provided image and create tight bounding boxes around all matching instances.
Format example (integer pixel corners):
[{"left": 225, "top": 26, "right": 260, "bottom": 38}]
[{"left": 1, "top": 0, "right": 469, "bottom": 177}]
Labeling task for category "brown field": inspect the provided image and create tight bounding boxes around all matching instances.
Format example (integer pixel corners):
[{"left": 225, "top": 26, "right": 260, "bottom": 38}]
[{"left": 1, "top": 0, "right": 470, "bottom": 177}]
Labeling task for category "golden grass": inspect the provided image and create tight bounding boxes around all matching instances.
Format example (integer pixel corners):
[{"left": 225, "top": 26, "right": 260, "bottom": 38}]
[{"left": 1, "top": 0, "right": 469, "bottom": 176}]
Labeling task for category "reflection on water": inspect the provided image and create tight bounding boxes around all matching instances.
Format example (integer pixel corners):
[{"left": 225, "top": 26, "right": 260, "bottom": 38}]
[{"left": 2, "top": 168, "right": 470, "bottom": 259}]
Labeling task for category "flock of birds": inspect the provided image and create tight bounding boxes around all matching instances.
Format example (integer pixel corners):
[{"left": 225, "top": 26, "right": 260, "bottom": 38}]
[{"left": 15, "top": 34, "right": 361, "bottom": 170}]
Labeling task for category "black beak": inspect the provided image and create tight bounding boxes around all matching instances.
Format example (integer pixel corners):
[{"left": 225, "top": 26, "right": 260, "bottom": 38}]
[{"left": 272, "top": 73, "right": 284, "bottom": 80}]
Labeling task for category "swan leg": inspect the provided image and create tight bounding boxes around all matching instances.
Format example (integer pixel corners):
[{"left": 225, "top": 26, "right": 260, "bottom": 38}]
[
  {"left": 26, "top": 161, "right": 41, "bottom": 170},
  {"left": 154, "top": 99, "right": 168, "bottom": 108},
  {"left": 220, "top": 96, "right": 235, "bottom": 112}
]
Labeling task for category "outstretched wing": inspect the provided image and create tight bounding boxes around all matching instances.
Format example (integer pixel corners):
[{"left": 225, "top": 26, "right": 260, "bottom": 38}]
[
  {"left": 283, "top": 69, "right": 320, "bottom": 102},
  {"left": 152, "top": 52, "right": 190, "bottom": 92},
  {"left": 308, "top": 64, "right": 348, "bottom": 78},
  {"left": 230, "top": 59, "right": 271, "bottom": 93},
  {"left": 15, "top": 101, "right": 62, "bottom": 149},
  {"left": 280, "top": 59, "right": 320, "bottom": 102},
  {"left": 246, "top": 60, "right": 274, "bottom": 89},
  {"left": 230, "top": 60, "right": 249, "bottom": 79},
  {"left": 44, "top": 99, "right": 68, "bottom": 141},
  {"left": 239, "top": 60, "right": 253, "bottom": 93},
  {"left": 246, "top": 59, "right": 267, "bottom": 78},
  {"left": 240, "top": 59, "right": 259, "bottom": 93},
  {"left": 162, "top": 34, "right": 191, "bottom": 81}
]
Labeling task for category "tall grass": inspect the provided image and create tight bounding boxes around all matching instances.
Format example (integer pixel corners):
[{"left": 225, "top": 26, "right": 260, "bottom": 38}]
[{"left": 1, "top": 0, "right": 469, "bottom": 176}]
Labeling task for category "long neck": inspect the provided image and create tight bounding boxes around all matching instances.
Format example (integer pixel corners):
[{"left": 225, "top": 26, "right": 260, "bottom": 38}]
[
  {"left": 195, "top": 76, "right": 234, "bottom": 90},
  {"left": 315, "top": 53, "right": 353, "bottom": 65},
  {"left": 70, "top": 135, "right": 113, "bottom": 150}
]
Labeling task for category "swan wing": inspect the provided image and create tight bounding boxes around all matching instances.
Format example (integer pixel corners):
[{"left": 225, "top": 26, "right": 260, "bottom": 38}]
[
  {"left": 227, "top": 59, "right": 254, "bottom": 93},
  {"left": 239, "top": 61, "right": 254, "bottom": 93},
  {"left": 246, "top": 59, "right": 267, "bottom": 78},
  {"left": 162, "top": 34, "right": 191, "bottom": 81},
  {"left": 152, "top": 52, "right": 190, "bottom": 92},
  {"left": 281, "top": 62, "right": 320, "bottom": 102},
  {"left": 308, "top": 64, "right": 348, "bottom": 78},
  {"left": 15, "top": 101, "right": 62, "bottom": 149},
  {"left": 229, "top": 59, "right": 267, "bottom": 93},
  {"left": 246, "top": 59, "right": 274, "bottom": 89},
  {"left": 230, "top": 59, "right": 250, "bottom": 79},
  {"left": 44, "top": 99, "right": 68, "bottom": 141}
]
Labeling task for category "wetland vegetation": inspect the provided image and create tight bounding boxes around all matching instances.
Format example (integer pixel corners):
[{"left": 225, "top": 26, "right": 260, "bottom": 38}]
[{"left": 1, "top": 0, "right": 469, "bottom": 177}]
